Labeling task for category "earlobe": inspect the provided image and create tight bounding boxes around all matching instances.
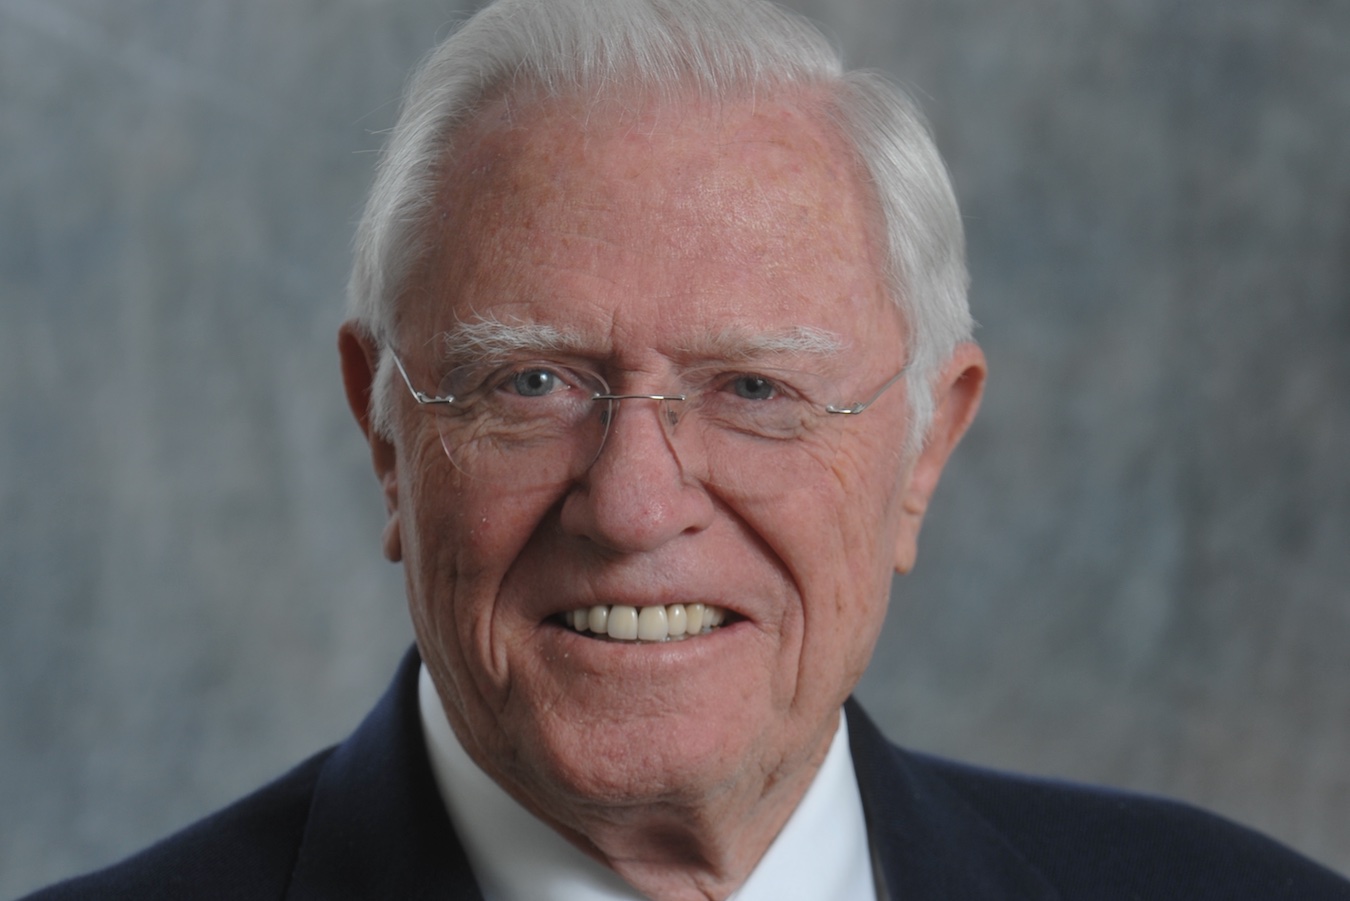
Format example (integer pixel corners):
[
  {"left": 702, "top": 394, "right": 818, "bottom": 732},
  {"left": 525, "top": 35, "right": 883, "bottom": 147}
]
[
  {"left": 381, "top": 515, "right": 403, "bottom": 563},
  {"left": 893, "top": 342, "right": 987, "bottom": 574},
  {"left": 338, "top": 321, "right": 403, "bottom": 563}
]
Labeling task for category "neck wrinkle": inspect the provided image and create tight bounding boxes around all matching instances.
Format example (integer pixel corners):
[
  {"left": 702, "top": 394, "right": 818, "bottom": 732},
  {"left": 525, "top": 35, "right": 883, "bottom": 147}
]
[{"left": 419, "top": 665, "right": 853, "bottom": 901}]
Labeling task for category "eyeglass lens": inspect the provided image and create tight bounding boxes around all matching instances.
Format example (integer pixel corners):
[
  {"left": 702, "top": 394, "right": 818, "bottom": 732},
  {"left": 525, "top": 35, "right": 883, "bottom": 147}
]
[{"left": 422, "top": 361, "right": 862, "bottom": 496}]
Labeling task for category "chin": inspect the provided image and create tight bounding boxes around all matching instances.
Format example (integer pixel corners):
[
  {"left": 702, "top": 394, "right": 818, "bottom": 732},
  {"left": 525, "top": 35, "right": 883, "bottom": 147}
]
[{"left": 508, "top": 702, "right": 759, "bottom": 808}]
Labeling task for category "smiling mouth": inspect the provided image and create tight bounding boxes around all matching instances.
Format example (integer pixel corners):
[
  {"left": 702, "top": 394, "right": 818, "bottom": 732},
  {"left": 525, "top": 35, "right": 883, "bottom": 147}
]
[{"left": 559, "top": 603, "right": 729, "bottom": 642}]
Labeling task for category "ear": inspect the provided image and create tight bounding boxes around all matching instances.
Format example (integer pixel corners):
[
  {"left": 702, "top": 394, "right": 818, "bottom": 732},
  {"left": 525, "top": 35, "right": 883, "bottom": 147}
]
[
  {"left": 338, "top": 321, "right": 403, "bottom": 563},
  {"left": 893, "top": 341, "right": 986, "bottom": 574}
]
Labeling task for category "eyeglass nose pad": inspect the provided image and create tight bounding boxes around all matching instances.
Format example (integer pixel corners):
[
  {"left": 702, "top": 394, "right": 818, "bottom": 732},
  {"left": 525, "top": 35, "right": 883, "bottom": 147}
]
[
  {"left": 651, "top": 395, "right": 707, "bottom": 480},
  {"left": 589, "top": 393, "right": 697, "bottom": 478}
]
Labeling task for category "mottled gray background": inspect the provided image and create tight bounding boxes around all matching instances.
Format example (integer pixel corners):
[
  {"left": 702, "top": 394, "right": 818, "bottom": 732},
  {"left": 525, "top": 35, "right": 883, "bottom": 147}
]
[{"left": 2, "top": 0, "right": 1347, "bottom": 895}]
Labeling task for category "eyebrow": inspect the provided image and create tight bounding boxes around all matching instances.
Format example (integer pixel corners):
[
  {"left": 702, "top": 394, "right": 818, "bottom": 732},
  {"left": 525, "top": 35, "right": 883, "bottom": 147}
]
[
  {"left": 435, "top": 316, "right": 586, "bottom": 362},
  {"left": 434, "top": 317, "right": 846, "bottom": 364},
  {"left": 676, "top": 326, "right": 846, "bottom": 360}
]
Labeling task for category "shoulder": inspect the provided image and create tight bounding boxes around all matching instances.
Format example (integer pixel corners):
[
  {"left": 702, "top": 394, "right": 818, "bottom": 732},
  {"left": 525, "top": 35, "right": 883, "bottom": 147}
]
[
  {"left": 19, "top": 749, "right": 333, "bottom": 901},
  {"left": 844, "top": 701, "right": 1350, "bottom": 900},
  {"left": 20, "top": 649, "right": 472, "bottom": 901},
  {"left": 916, "top": 749, "right": 1349, "bottom": 899}
]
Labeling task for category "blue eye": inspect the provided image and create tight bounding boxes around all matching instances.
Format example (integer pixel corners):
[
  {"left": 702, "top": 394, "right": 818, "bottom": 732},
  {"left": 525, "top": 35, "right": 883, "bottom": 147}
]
[
  {"left": 731, "top": 375, "right": 777, "bottom": 401},
  {"left": 511, "top": 369, "right": 560, "bottom": 397}
]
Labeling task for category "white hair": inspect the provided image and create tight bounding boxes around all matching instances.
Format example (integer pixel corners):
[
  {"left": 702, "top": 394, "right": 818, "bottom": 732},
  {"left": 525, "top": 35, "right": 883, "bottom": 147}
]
[{"left": 347, "top": 0, "right": 971, "bottom": 452}]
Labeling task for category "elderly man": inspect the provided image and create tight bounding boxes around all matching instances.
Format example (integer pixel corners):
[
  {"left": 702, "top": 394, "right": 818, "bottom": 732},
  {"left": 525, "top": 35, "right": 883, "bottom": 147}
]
[{"left": 27, "top": 0, "right": 1350, "bottom": 899}]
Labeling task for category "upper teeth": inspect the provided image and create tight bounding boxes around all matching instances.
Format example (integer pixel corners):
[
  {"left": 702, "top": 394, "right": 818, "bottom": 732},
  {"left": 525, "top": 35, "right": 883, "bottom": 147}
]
[{"left": 565, "top": 603, "right": 726, "bottom": 642}]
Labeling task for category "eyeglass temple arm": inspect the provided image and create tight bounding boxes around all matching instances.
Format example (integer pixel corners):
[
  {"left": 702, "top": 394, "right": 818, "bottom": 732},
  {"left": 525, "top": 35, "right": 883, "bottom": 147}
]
[
  {"left": 390, "top": 352, "right": 455, "bottom": 406},
  {"left": 824, "top": 365, "right": 908, "bottom": 416}
]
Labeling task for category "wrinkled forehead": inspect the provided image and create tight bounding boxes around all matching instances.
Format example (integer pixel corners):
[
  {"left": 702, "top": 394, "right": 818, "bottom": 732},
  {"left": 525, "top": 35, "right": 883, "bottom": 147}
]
[
  {"left": 402, "top": 86, "right": 897, "bottom": 354},
  {"left": 448, "top": 82, "right": 880, "bottom": 236},
  {"left": 463, "top": 84, "right": 853, "bottom": 172},
  {"left": 449, "top": 85, "right": 876, "bottom": 235}
]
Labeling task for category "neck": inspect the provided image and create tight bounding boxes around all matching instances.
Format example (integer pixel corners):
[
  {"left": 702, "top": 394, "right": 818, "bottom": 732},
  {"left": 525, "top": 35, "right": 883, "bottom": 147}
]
[
  {"left": 418, "top": 665, "right": 850, "bottom": 900},
  {"left": 530, "top": 734, "right": 834, "bottom": 900}
]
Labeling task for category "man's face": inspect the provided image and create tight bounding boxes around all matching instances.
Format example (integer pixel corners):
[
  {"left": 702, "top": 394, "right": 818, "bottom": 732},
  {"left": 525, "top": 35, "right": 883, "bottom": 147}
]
[{"left": 353, "top": 90, "right": 977, "bottom": 821}]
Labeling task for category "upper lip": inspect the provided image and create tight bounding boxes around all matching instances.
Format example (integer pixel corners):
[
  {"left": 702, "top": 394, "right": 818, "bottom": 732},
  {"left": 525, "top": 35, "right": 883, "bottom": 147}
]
[
  {"left": 545, "top": 594, "right": 732, "bottom": 617},
  {"left": 510, "top": 547, "right": 763, "bottom": 625},
  {"left": 526, "top": 577, "right": 747, "bottom": 625}
]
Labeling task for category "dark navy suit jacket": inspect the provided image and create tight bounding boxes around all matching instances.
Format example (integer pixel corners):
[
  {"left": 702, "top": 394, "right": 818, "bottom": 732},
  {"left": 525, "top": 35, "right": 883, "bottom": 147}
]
[{"left": 25, "top": 649, "right": 1350, "bottom": 900}]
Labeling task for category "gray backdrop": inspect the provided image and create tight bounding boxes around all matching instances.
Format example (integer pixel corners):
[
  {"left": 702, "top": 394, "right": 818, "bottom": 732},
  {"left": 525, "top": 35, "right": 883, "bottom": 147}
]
[{"left": 3, "top": 0, "right": 1347, "bottom": 895}]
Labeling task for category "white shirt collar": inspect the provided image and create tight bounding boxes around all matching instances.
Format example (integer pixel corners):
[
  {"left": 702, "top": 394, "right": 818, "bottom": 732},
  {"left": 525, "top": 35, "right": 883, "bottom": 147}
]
[{"left": 418, "top": 664, "right": 878, "bottom": 901}]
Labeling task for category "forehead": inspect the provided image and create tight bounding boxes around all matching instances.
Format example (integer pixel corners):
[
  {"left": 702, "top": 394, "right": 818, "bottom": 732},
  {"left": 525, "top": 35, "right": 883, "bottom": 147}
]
[{"left": 410, "top": 88, "right": 899, "bottom": 357}]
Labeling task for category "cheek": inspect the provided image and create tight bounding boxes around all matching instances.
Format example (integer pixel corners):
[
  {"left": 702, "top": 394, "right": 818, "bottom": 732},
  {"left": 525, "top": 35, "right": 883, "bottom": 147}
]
[
  {"left": 402, "top": 430, "right": 528, "bottom": 577},
  {"left": 733, "top": 426, "right": 905, "bottom": 612},
  {"left": 405, "top": 497, "right": 525, "bottom": 731},
  {"left": 834, "top": 417, "right": 911, "bottom": 541},
  {"left": 399, "top": 438, "right": 539, "bottom": 669},
  {"left": 786, "top": 435, "right": 906, "bottom": 654},
  {"left": 797, "top": 428, "right": 908, "bottom": 566}
]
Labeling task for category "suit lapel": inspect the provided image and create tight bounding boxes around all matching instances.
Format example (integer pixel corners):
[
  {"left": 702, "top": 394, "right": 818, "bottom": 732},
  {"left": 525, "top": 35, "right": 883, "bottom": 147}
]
[
  {"left": 286, "top": 649, "right": 485, "bottom": 901},
  {"left": 846, "top": 699, "right": 1060, "bottom": 901}
]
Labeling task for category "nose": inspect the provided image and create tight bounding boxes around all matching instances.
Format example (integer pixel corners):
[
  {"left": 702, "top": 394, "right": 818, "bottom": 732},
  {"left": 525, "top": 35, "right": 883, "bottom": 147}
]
[{"left": 559, "top": 395, "right": 715, "bottom": 553}]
